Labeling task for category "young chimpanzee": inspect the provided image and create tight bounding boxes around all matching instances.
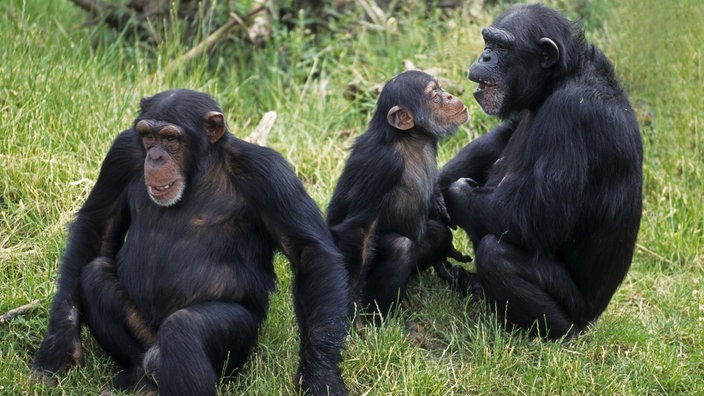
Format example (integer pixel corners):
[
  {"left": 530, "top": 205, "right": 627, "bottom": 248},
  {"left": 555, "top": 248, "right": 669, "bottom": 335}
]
[
  {"left": 327, "top": 70, "right": 469, "bottom": 320},
  {"left": 31, "top": 89, "right": 350, "bottom": 395},
  {"left": 439, "top": 4, "right": 643, "bottom": 339}
]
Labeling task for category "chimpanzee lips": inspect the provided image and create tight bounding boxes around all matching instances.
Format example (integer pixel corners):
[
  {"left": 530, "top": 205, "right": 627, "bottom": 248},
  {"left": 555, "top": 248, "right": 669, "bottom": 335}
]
[
  {"left": 152, "top": 183, "right": 173, "bottom": 192},
  {"left": 452, "top": 105, "right": 470, "bottom": 121},
  {"left": 147, "top": 183, "right": 174, "bottom": 199},
  {"left": 471, "top": 78, "right": 504, "bottom": 116},
  {"left": 475, "top": 79, "right": 496, "bottom": 92},
  {"left": 146, "top": 179, "right": 186, "bottom": 206}
]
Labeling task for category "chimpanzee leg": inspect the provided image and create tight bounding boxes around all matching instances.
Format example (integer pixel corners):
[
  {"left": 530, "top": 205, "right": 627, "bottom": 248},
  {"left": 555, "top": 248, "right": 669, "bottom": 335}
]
[
  {"left": 362, "top": 233, "right": 416, "bottom": 317},
  {"left": 475, "top": 235, "right": 587, "bottom": 339},
  {"left": 146, "top": 301, "right": 262, "bottom": 396},
  {"left": 79, "top": 257, "right": 151, "bottom": 367},
  {"left": 80, "top": 257, "right": 157, "bottom": 393}
]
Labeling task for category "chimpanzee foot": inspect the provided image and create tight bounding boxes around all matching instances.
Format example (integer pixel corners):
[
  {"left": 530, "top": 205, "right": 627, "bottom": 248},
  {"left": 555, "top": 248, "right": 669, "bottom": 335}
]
[
  {"left": 103, "top": 367, "right": 158, "bottom": 396},
  {"left": 433, "top": 260, "right": 483, "bottom": 300},
  {"left": 447, "top": 247, "right": 472, "bottom": 263}
]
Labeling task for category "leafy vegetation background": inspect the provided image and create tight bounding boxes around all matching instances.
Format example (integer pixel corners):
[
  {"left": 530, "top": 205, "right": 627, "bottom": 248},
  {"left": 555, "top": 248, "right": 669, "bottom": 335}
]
[{"left": 1, "top": 0, "right": 702, "bottom": 394}]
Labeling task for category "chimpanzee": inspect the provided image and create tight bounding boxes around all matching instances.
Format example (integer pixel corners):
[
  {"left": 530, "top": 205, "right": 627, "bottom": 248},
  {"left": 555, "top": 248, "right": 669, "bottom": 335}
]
[
  {"left": 327, "top": 70, "right": 470, "bottom": 320},
  {"left": 438, "top": 4, "right": 643, "bottom": 339},
  {"left": 31, "top": 89, "right": 350, "bottom": 395}
]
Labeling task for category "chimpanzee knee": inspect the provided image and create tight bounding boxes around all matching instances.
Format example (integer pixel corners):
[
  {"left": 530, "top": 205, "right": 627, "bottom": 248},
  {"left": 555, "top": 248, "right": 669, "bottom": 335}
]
[
  {"left": 362, "top": 235, "right": 415, "bottom": 317},
  {"left": 153, "top": 302, "right": 261, "bottom": 396},
  {"left": 80, "top": 257, "right": 146, "bottom": 366},
  {"left": 474, "top": 235, "right": 582, "bottom": 338}
]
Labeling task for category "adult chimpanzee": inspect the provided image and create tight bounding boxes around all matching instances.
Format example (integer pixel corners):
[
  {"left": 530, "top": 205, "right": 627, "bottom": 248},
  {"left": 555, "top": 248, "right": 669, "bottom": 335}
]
[
  {"left": 327, "top": 70, "right": 469, "bottom": 320},
  {"left": 31, "top": 89, "right": 350, "bottom": 395},
  {"left": 439, "top": 4, "right": 643, "bottom": 339}
]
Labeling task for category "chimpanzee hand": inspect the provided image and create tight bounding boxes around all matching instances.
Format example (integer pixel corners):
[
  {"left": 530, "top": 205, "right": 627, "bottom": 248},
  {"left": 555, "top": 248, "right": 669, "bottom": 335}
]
[
  {"left": 432, "top": 189, "right": 454, "bottom": 227},
  {"left": 31, "top": 304, "right": 83, "bottom": 387}
]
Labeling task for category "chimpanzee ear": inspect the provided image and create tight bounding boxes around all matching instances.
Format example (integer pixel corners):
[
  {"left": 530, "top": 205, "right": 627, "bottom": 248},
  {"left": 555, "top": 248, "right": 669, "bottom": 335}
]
[
  {"left": 203, "top": 111, "right": 226, "bottom": 143},
  {"left": 538, "top": 37, "right": 560, "bottom": 69},
  {"left": 387, "top": 105, "right": 415, "bottom": 131}
]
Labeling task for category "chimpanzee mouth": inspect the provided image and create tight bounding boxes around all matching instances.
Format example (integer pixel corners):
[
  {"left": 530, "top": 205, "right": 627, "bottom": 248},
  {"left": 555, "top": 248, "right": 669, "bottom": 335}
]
[
  {"left": 471, "top": 79, "right": 504, "bottom": 116},
  {"left": 475, "top": 79, "right": 497, "bottom": 92},
  {"left": 452, "top": 105, "right": 470, "bottom": 120},
  {"left": 147, "top": 179, "right": 184, "bottom": 199},
  {"left": 146, "top": 179, "right": 186, "bottom": 207},
  {"left": 152, "top": 183, "right": 173, "bottom": 192},
  {"left": 147, "top": 183, "right": 175, "bottom": 199}
]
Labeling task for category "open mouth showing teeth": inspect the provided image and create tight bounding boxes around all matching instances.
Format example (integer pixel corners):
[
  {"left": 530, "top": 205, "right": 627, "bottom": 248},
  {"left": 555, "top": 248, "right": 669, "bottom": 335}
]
[
  {"left": 148, "top": 181, "right": 178, "bottom": 198},
  {"left": 153, "top": 183, "right": 172, "bottom": 192},
  {"left": 476, "top": 80, "right": 495, "bottom": 91},
  {"left": 145, "top": 179, "right": 184, "bottom": 206}
]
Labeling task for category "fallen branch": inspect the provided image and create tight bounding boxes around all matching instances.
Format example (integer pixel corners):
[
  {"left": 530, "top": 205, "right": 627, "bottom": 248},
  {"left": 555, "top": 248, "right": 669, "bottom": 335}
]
[
  {"left": 164, "top": 6, "right": 267, "bottom": 75},
  {"left": 245, "top": 111, "right": 277, "bottom": 146},
  {"left": 0, "top": 299, "right": 41, "bottom": 325}
]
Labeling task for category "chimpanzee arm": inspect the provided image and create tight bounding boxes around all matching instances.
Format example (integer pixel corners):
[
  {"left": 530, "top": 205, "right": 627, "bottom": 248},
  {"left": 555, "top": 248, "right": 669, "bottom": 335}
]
[
  {"left": 439, "top": 119, "right": 516, "bottom": 191},
  {"left": 448, "top": 93, "right": 589, "bottom": 252},
  {"left": 326, "top": 145, "right": 404, "bottom": 268},
  {"left": 246, "top": 148, "right": 350, "bottom": 396},
  {"left": 32, "top": 131, "right": 141, "bottom": 378},
  {"left": 327, "top": 144, "right": 404, "bottom": 226}
]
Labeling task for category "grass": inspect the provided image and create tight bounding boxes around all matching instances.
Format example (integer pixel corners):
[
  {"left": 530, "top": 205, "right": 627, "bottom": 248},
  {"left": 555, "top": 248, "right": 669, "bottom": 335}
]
[{"left": 1, "top": 0, "right": 702, "bottom": 394}]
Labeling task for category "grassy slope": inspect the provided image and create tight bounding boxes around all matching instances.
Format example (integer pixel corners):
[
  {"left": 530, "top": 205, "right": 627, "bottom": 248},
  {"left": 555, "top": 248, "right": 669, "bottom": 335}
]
[{"left": 1, "top": 0, "right": 701, "bottom": 394}]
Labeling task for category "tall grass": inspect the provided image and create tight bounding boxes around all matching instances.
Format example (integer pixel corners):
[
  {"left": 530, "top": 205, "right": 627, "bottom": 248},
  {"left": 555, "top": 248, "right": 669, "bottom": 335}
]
[{"left": 1, "top": 0, "right": 702, "bottom": 394}]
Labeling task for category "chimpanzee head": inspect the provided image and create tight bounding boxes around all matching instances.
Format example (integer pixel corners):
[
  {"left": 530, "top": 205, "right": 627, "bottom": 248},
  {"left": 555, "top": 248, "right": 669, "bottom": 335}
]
[
  {"left": 134, "top": 89, "right": 227, "bottom": 206},
  {"left": 468, "top": 4, "right": 584, "bottom": 119},
  {"left": 373, "top": 70, "right": 469, "bottom": 138}
]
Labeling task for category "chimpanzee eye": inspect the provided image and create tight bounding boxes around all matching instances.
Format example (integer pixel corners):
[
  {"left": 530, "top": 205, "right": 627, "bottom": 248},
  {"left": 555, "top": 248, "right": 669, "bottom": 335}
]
[{"left": 434, "top": 89, "right": 444, "bottom": 103}]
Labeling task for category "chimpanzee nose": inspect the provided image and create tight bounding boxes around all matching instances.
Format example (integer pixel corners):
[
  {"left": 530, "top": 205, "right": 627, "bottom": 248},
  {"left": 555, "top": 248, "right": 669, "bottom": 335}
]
[{"left": 478, "top": 49, "right": 497, "bottom": 66}]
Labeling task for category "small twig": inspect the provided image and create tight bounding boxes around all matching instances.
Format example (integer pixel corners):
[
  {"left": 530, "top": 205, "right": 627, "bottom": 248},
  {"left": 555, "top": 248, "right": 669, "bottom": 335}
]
[
  {"left": 228, "top": 10, "right": 248, "bottom": 27},
  {"left": 0, "top": 299, "right": 41, "bottom": 325},
  {"left": 636, "top": 243, "right": 676, "bottom": 266},
  {"left": 356, "top": 0, "right": 386, "bottom": 26}
]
